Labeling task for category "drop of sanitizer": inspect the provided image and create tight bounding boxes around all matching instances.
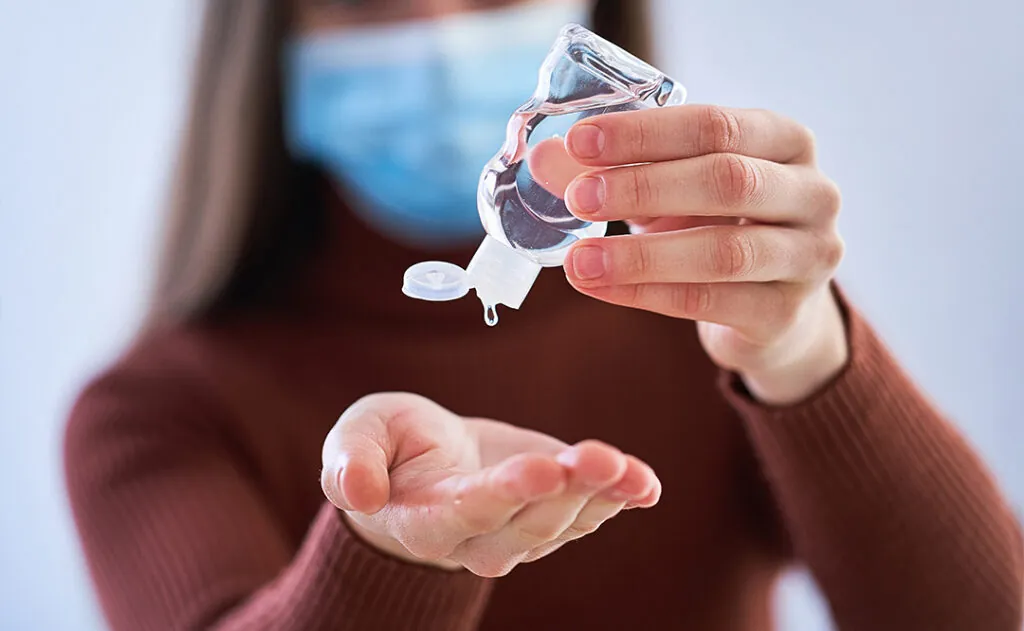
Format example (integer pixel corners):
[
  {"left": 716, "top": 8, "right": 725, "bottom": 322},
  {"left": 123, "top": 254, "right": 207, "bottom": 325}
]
[{"left": 484, "top": 304, "right": 499, "bottom": 327}]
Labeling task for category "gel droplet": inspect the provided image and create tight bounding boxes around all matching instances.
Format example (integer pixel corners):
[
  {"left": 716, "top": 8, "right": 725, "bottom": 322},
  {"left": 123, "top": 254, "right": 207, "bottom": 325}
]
[{"left": 484, "top": 304, "right": 499, "bottom": 327}]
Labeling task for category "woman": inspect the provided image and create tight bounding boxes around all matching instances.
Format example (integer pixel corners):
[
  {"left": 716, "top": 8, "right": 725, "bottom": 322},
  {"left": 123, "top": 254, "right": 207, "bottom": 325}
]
[{"left": 64, "top": 0, "right": 1022, "bottom": 629}]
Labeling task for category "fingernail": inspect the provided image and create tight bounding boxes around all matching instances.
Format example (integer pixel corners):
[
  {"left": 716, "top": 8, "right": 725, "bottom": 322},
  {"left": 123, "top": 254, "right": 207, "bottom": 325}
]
[
  {"left": 321, "top": 467, "right": 343, "bottom": 506},
  {"left": 567, "top": 124, "right": 605, "bottom": 159},
  {"left": 321, "top": 456, "right": 351, "bottom": 510},
  {"left": 567, "top": 176, "right": 605, "bottom": 216},
  {"left": 569, "top": 245, "right": 607, "bottom": 281}
]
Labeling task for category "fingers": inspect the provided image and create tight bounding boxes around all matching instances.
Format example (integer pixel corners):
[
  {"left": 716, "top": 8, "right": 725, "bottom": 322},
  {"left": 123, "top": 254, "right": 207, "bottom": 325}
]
[
  {"left": 631, "top": 472, "right": 663, "bottom": 509},
  {"left": 617, "top": 455, "right": 661, "bottom": 509},
  {"left": 394, "top": 453, "right": 568, "bottom": 562},
  {"left": 504, "top": 441, "right": 626, "bottom": 547},
  {"left": 450, "top": 441, "right": 658, "bottom": 576},
  {"left": 551, "top": 454, "right": 658, "bottom": 540},
  {"left": 521, "top": 455, "right": 659, "bottom": 563},
  {"left": 573, "top": 281, "right": 812, "bottom": 344},
  {"left": 452, "top": 442, "right": 625, "bottom": 564},
  {"left": 565, "top": 156, "right": 841, "bottom": 226},
  {"left": 564, "top": 226, "right": 844, "bottom": 287},
  {"left": 324, "top": 397, "right": 663, "bottom": 578},
  {"left": 467, "top": 418, "right": 567, "bottom": 464},
  {"left": 520, "top": 498, "right": 624, "bottom": 563},
  {"left": 627, "top": 216, "right": 735, "bottom": 236},
  {"left": 564, "top": 104, "right": 817, "bottom": 167},
  {"left": 448, "top": 453, "right": 568, "bottom": 529},
  {"left": 348, "top": 436, "right": 658, "bottom": 578}
]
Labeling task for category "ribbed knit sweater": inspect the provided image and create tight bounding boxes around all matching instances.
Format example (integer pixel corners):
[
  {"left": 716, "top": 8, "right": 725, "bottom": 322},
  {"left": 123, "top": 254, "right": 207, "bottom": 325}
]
[{"left": 65, "top": 209, "right": 1023, "bottom": 630}]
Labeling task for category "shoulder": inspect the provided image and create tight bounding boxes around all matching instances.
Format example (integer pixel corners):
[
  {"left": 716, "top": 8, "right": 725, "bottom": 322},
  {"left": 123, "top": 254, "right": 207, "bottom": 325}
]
[
  {"left": 62, "top": 307, "right": 311, "bottom": 477},
  {"left": 63, "top": 324, "right": 235, "bottom": 477}
]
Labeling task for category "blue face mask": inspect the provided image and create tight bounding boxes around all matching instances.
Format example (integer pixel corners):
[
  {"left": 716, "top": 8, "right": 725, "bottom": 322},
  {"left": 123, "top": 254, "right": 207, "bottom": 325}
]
[{"left": 283, "top": 1, "right": 591, "bottom": 248}]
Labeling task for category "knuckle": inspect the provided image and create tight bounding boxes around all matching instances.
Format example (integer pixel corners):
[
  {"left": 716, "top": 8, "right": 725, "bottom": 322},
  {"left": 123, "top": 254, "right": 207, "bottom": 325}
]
[
  {"left": 708, "top": 153, "right": 762, "bottom": 208},
  {"left": 563, "top": 522, "right": 601, "bottom": 540},
  {"left": 828, "top": 235, "right": 846, "bottom": 270},
  {"left": 708, "top": 230, "right": 756, "bottom": 278},
  {"left": 619, "top": 283, "right": 644, "bottom": 307},
  {"left": 633, "top": 115, "right": 649, "bottom": 156},
  {"left": 522, "top": 545, "right": 558, "bottom": 564},
  {"left": 628, "top": 238, "right": 656, "bottom": 280},
  {"left": 673, "top": 283, "right": 714, "bottom": 317},
  {"left": 626, "top": 166, "right": 656, "bottom": 211},
  {"left": 452, "top": 504, "right": 503, "bottom": 537},
  {"left": 796, "top": 122, "right": 817, "bottom": 157},
  {"left": 630, "top": 113, "right": 661, "bottom": 158},
  {"left": 818, "top": 177, "right": 843, "bottom": 220},
  {"left": 698, "top": 105, "right": 742, "bottom": 154},
  {"left": 517, "top": 522, "right": 563, "bottom": 547},
  {"left": 816, "top": 234, "right": 845, "bottom": 273}
]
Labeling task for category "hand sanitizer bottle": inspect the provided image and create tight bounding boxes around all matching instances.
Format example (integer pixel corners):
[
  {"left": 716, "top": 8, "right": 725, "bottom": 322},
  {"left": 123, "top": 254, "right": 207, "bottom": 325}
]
[{"left": 403, "top": 24, "right": 686, "bottom": 325}]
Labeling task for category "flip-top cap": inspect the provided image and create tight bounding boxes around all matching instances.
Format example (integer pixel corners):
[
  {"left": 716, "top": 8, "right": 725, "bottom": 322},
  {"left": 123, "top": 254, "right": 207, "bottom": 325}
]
[{"left": 402, "top": 261, "right": 471, "bottom": 301}]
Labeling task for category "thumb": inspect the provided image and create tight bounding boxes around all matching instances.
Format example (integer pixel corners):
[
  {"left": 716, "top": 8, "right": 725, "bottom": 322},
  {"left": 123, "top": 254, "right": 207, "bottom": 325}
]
[
  {"left": 528, "top": 136, "right": 588, "bottom": 199},
  {"left": 321, "top": 399, "right": 395, "bottom": 514}
]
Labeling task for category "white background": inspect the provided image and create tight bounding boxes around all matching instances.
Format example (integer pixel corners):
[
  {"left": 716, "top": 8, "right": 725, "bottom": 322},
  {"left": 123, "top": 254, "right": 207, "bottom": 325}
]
[
  {"left": 0, "top": 3, "right": 196, "bottom": 629},
  {"left": 1, "top": 1, "right": 1020, "bottom": 629}
]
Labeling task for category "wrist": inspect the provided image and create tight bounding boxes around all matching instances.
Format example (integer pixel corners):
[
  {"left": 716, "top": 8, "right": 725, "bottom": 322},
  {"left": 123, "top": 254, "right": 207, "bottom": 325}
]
[
  {"left": 342, "top": 511, "right": 462, "bottom": 571},
  {"left": 741, "top": 288, "right": 849, "bottom": 406}
]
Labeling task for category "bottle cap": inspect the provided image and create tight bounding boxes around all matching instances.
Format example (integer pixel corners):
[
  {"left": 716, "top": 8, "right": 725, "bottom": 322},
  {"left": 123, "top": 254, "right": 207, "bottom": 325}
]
[
  {"left": 402, "top": 261, "right": 472, "bottom": 302},
  {"left": 403, "top": 236, "right": 542, "bottom": 325}
]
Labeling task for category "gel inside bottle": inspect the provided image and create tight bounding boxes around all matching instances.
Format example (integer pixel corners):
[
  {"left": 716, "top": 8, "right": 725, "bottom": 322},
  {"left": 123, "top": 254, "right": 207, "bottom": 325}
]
[{"left": 403, "top": 24, "right": 686, "bottom": 325}]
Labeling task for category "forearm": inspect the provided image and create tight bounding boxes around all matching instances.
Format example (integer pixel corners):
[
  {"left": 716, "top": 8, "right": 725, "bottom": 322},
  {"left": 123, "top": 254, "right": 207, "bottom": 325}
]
[
  {"left": 723, "top": 300, "right": 1023, "bottom": 630},
  {"left": 212, "top": 503, "right": 492, "bottom": 631},
  {"left": 66, "top": 402, "right": 492, "bottom": 631}
]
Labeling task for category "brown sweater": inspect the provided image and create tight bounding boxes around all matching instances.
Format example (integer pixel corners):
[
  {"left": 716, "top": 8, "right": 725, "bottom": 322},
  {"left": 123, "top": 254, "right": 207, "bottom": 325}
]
[{"left": 65, "top": 208, "right": 1023, "bottom": 631}]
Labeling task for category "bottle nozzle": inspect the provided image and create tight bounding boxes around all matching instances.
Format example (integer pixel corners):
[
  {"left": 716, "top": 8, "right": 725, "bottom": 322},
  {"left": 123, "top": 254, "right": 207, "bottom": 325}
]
[
  {"left": 466, "top": 235, "right": 542, "bottom": 313},
  {"left": 402, "top": 235, "right": 542, "bottom": 326}
]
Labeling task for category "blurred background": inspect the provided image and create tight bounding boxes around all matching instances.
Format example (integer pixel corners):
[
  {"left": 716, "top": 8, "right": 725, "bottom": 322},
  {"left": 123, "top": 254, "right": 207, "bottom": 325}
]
[{"left": 1, "top": 1, "right": 1020, "bottom": 629}]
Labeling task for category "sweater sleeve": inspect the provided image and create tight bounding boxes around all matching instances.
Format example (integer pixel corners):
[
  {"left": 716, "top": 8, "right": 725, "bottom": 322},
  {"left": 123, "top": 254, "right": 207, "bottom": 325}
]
[
  {"left": 64, "top": 365, "right": 491, "bottom": 631},
  {"left": 719, "top": 292, "right": 1024, "bottom": 630}
]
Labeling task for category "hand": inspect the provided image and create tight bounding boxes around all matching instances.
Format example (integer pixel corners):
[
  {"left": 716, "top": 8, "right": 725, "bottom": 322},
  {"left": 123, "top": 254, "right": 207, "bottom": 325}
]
[
  {"left": 320, "top": 393, "right": 660, "bottom": 577},
  {"left": 548, "top": 105, "right": 848, "bottom": 404}
]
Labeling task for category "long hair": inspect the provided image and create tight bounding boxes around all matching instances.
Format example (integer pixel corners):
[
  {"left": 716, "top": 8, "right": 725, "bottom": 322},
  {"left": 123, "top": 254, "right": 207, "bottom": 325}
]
[{"left": 147, "top": 0, "right": 651, "bottom": 330}]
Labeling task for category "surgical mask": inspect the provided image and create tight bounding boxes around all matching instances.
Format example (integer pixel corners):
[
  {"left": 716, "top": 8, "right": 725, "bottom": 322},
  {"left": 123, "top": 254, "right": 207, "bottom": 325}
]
[{"left": 283, "top": 1, "right": 591, "bottom": 248}]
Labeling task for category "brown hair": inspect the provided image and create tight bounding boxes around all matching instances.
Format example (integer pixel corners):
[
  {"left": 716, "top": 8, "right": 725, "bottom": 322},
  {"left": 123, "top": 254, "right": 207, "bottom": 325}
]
[{"left": 147, "top": 0, "right": 651, "bottom": 330}]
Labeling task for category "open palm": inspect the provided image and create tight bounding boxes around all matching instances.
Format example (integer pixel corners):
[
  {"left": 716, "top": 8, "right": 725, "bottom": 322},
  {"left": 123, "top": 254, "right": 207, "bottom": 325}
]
[{"left": 321, "top": 393, "right": 660, "bottom": 577}]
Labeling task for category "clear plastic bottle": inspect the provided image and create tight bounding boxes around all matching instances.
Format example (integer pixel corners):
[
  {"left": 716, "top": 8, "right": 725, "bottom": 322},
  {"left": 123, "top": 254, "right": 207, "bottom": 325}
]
[{"left": 403, "top": 24, "right": 686, "bottom": 325}]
